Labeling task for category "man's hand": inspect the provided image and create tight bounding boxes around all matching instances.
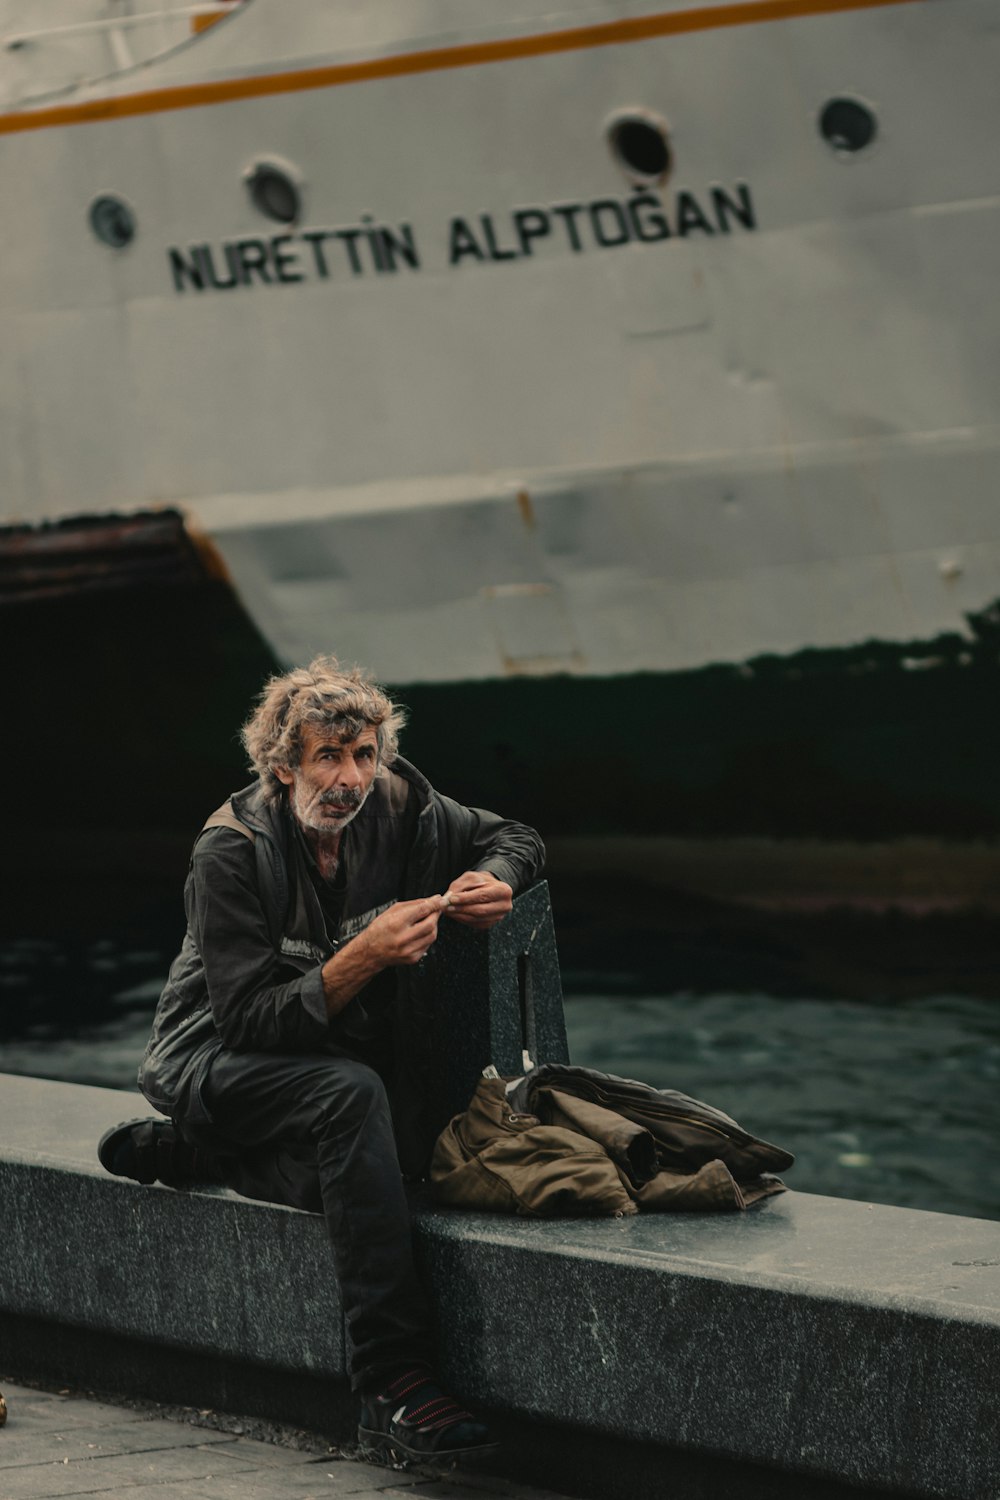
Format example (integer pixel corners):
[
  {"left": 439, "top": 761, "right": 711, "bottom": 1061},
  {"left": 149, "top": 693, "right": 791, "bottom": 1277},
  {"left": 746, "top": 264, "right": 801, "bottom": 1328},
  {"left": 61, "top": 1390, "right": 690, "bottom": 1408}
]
[
  {"left": 442, "top": 871, "right": 513, "bottom": 930},
  {"left": 322, "top": 896, "right": 447, "bottom": 1016},
  {"left": 360, "top": 897, "right": 448, "bottom": 966}
]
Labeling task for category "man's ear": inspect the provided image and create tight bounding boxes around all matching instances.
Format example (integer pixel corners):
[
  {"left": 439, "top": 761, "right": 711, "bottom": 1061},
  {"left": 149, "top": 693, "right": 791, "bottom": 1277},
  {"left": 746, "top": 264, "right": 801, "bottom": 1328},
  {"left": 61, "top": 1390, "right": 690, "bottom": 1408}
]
[{"left": 273, "top": 764, "right": 295, "bottom": 787}]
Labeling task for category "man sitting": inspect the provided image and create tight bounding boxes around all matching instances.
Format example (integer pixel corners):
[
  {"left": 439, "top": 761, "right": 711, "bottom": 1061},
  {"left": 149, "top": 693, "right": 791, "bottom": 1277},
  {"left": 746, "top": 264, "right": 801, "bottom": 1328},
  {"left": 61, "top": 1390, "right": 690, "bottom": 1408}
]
[{"left": 99, "top": 655, "right": 544, "bottom": 1460}]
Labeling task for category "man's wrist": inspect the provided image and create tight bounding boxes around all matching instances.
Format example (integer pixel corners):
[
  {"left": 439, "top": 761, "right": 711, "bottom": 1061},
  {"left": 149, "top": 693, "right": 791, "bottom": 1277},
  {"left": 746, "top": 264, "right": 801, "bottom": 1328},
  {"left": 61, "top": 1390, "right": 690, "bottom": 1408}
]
[{"left": 321, "top": 929, "right": 383, "bottom": 1016}]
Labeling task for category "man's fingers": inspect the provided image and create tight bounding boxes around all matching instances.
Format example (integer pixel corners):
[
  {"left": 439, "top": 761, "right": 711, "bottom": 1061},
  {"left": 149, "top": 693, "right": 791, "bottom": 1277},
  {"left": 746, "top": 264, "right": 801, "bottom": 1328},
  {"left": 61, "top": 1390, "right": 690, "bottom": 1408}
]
[
  {"left": 445, "top": 898, "right": 510, "bottom": 930},
  {"left": 445, "top": 888, "right": 497, "bottom": 909},
  {"left": 446, "top": 900, "right": 502, "bottom": 918},
  {"left": 399, "top": 913, "right": 439, "bottom": 949},
  {"left": 390, "top": 898, "right": 444, "bottom": 930},
  {"left": 364, "top": 899, "right": 443, "bottom": 966},
  {"left": 384, "top": 884, "right": 510, "bottom": 952},
  {"left": 408, "top": 895, "right": 447, "bottom": 919},
  {"left": 444, "top": 879, "right": 512, "bottom": 924},
  {"left": 401, "top": 922, "right": 439, "bottom": 961}
]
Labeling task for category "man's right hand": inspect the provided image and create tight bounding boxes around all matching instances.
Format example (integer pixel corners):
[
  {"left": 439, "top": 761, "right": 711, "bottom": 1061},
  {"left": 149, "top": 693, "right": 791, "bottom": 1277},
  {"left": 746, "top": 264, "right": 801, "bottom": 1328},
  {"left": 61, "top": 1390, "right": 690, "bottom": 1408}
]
[
  {"left": 322, "top": 897, "right": 446, "bottom": 1017},
  {"left": 358, "top": 896, "right": 447, "bottom": 967}
]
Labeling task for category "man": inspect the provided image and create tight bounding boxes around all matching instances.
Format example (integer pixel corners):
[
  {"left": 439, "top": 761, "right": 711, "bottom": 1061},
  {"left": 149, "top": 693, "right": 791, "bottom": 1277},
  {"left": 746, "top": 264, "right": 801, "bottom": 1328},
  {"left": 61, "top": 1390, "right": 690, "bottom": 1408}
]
[{"left": 98, "top": 656, "right": 544, "bottom": 1461}]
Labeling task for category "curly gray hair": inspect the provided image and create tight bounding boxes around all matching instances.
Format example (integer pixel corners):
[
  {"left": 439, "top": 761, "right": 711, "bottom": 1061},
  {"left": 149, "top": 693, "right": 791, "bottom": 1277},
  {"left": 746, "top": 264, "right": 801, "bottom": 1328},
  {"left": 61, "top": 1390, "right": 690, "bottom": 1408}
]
[{"left": 241, "top": 655, "right": 406, "bottom": 793}]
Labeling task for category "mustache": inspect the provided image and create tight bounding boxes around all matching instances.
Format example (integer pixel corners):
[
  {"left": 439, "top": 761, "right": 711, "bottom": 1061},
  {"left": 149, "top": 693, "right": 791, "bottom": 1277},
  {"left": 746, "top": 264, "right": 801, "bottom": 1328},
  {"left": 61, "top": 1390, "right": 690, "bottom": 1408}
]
[{"left": 318, "top": 789, "right": 364, "bottom": 810}]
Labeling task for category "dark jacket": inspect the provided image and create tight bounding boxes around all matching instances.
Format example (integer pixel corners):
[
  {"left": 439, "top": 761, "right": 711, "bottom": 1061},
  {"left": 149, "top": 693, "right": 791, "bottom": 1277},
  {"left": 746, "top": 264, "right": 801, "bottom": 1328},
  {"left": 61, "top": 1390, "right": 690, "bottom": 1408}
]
[{"left": 138, "top": 757, "right": 544, "bottom": 1171}]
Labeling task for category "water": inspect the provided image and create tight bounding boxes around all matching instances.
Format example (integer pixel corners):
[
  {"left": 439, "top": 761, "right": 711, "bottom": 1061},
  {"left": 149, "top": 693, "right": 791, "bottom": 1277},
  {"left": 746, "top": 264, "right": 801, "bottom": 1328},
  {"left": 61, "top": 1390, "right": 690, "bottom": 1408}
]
[
  {"left": 1, "top": 932, "right": 997, "bottom": 1222},
  {"left": 564, "top": 991, "right": 1000, "bottom": 1221}
]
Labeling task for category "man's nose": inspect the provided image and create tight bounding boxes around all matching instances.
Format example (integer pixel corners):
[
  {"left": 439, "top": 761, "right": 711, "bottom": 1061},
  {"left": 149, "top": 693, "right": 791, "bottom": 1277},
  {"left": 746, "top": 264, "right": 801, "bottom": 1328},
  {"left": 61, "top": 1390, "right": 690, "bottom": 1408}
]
[{"left": 334, "top": 755, "right": 363, "bottom": 788}]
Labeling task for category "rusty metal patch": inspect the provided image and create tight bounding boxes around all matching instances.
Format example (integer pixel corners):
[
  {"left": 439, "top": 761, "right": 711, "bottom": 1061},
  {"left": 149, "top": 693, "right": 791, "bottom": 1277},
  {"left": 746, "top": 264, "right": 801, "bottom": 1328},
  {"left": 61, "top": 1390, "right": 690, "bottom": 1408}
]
[{"left": 0, "top": 510, "right": 211, "bottom": 604}]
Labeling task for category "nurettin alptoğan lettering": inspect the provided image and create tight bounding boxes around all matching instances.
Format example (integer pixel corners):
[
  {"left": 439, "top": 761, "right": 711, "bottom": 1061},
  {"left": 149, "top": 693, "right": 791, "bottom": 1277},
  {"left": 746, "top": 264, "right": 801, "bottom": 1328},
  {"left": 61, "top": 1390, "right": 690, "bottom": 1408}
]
[{"left": 167, "top": 183, "right": 756, "bottom": 293}]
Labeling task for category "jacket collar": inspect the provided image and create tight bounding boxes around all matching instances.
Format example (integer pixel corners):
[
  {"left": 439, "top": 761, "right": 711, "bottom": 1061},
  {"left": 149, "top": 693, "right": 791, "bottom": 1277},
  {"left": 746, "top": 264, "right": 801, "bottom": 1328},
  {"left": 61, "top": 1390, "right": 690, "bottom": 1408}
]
[{"left": 230, "top": 778, "right": 286, "bottom": 841}]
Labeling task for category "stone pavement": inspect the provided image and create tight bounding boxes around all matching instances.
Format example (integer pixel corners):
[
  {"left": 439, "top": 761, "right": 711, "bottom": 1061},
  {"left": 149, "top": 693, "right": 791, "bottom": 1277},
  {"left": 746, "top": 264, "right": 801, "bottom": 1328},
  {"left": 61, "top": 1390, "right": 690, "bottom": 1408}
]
[{"left": 0, "top": 1382, "right": 561, "bottom": 1500}]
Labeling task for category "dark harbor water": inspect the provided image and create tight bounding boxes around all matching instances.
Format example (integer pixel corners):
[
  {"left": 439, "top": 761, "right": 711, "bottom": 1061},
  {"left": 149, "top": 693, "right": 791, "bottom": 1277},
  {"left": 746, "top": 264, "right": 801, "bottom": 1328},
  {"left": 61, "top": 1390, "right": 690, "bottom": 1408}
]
[{"left": 1, "top": 927, "right": 997, "bottom": 1223}]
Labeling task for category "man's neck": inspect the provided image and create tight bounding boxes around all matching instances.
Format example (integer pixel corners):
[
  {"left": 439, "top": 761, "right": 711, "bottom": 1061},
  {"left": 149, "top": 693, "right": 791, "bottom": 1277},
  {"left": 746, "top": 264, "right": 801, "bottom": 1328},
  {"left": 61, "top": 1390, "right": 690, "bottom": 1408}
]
[{"left": 301, "top": 825, "right": 344, "bottom": 882}]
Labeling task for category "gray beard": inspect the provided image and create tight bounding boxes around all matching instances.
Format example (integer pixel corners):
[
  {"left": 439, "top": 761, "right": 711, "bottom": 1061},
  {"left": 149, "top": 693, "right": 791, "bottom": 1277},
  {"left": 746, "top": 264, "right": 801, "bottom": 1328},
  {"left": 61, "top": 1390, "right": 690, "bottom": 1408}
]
[{"left": 291, "top": 781, "right": 371, "bottom": 835}]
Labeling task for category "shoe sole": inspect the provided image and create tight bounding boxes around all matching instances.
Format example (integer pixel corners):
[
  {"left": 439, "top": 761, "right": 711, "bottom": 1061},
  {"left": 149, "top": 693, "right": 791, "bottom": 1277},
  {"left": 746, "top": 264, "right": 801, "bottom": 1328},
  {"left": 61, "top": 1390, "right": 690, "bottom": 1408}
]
[{"left": 357, "top": 1427, "right": 500, "bottom": 1465}]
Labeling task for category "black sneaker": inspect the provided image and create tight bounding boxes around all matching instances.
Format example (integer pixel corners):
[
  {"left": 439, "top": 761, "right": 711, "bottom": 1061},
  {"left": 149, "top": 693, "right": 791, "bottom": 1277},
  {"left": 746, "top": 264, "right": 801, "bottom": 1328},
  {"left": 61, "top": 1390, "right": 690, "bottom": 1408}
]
[
  {"left": 97, "top": 1117, "right": 223, "bottom": 1187},
  {"left": 358, "top": 1367, "right": 498, "bottom": 1464}
]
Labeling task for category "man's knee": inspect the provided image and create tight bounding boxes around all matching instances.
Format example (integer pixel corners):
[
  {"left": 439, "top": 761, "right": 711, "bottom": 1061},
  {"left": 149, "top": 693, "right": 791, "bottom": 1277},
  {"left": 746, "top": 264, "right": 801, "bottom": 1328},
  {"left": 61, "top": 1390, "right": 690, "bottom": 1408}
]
[{"left": 309, "top": 1058, "right": 391, "bottom": 1137}]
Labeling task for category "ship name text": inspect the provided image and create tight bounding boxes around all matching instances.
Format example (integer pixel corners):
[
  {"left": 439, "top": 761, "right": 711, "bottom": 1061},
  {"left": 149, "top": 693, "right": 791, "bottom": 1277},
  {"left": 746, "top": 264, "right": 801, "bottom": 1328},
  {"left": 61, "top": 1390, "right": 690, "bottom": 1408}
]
[{"left": 167, "top": 183, "right": 756, "bottom": 293}]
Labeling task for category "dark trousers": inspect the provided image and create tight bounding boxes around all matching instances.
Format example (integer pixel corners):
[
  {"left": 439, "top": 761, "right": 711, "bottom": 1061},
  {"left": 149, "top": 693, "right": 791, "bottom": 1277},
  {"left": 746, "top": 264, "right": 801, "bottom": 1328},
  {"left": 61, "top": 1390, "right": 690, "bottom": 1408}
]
[{"left": 188, "top": 1048, "right": 433, "bottom": 1391}]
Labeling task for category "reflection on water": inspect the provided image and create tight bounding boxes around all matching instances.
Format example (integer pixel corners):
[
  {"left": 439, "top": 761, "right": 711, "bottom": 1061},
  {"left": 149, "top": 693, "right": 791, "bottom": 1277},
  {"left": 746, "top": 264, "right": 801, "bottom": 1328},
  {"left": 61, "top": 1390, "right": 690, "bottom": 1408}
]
[{"left": 1, "top": 934, "right": 998, "bottom": 1223}]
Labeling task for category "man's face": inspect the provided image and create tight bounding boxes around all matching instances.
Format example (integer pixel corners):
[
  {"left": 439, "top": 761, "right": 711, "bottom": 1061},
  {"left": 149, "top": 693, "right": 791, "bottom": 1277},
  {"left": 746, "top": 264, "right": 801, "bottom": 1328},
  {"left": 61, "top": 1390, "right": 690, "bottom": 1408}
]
[{"left": 276, "top": 724, "right": 379, "bottom": 836}]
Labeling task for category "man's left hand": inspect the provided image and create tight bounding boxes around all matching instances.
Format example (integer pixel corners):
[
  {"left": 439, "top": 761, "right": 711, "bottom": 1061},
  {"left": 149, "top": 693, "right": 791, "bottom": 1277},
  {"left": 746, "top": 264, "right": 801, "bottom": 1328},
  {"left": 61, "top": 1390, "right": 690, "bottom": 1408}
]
[{"left": 443, "top": 871, "right": 513, "bottom": 929}]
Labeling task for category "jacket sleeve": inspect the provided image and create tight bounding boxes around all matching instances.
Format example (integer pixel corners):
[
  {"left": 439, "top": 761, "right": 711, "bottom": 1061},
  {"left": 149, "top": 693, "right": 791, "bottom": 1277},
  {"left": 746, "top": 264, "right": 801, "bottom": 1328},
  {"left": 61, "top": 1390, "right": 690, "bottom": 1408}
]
[
  {"left": 187, "top": 829, "right": 330, "bottom": 1053},
  {"left": 433, "top": 795, "right": 545, "bottom": 893}
]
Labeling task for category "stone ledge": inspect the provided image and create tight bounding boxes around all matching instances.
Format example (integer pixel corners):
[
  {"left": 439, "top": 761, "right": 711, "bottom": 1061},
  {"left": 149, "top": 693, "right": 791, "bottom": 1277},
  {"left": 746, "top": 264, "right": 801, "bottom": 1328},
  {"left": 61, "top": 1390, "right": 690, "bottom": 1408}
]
[{"left": 1, "top": 1072, "right": 999, "bottom": 1500}]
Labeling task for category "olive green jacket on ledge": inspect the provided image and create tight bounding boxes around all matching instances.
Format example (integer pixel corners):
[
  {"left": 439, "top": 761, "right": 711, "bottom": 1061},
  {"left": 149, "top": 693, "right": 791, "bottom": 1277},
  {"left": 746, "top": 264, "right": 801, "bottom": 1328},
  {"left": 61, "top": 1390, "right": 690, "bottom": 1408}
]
[{"left": 430, "top": 1065, "right": 793, "bottom": 1217}]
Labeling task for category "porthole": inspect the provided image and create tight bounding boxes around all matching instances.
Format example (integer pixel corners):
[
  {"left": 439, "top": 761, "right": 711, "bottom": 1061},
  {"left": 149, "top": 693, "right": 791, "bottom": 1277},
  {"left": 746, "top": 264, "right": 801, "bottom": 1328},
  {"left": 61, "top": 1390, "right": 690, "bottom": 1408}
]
[
  {"left": 245, "top": 159, "right": 302, "bottom": 224},
  {"left": 606, "top": 109, "right": 673, "bottom": 186},
  {"left": 88, "top": 195, "right": 136, "bottom": 249},
  {"left": 819, "top": 97, "right": 877, "bottom": 155}
]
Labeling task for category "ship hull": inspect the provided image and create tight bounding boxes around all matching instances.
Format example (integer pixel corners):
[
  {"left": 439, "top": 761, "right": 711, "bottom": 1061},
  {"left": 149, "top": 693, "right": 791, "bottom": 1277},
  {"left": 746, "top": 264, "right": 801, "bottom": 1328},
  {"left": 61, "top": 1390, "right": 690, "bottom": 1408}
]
[{"left": 2, "top": 0, "right": 998, "bottom": 890}]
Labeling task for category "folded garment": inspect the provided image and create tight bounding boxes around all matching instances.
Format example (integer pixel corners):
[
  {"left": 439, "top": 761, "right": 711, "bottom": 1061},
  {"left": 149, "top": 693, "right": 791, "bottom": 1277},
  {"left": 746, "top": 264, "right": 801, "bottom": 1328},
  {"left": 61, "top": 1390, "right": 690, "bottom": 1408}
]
[
  {"left": 430, "top": 1067, "right": 792, "bottom": 1218},
  {"left": 532, "top": 1086, "right": 659, "bottom": 1187},
  {"left": 635, "top": 1161, "right": 786, "bottom": 1211},
  {"left": 431, "top": 1076, "right": 636, "bottom": 1218},
  {"left": 509, "top": 1063, "right": 794, "bottom": 1182}
]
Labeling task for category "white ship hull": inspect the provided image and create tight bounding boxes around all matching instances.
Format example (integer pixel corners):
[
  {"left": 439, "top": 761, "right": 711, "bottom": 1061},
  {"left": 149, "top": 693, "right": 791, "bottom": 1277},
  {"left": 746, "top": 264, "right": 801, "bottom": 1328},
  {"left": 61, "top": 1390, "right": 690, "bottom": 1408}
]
[{"left": 2, "top": 0, "right": 998, "bottom": 684}]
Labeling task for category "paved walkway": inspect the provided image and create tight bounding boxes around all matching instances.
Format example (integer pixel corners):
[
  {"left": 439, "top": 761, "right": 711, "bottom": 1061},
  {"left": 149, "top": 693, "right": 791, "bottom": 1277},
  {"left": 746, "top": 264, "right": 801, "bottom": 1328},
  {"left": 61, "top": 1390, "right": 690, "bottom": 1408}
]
[{"left": 0, "top": 1382, "right": 559, "bottom": 1500}]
